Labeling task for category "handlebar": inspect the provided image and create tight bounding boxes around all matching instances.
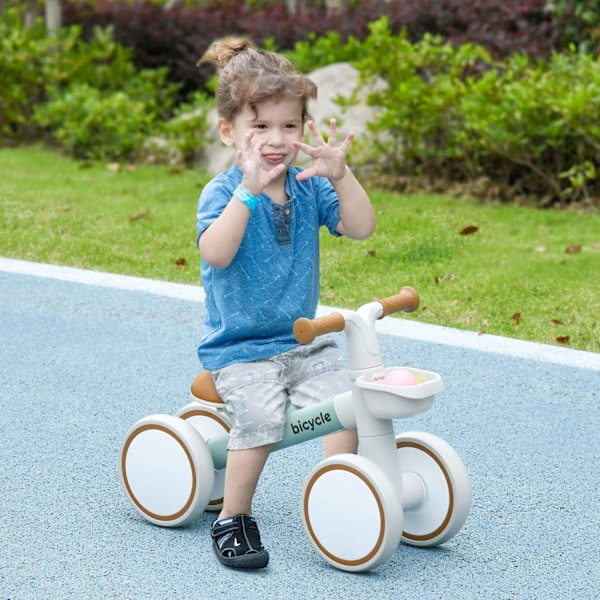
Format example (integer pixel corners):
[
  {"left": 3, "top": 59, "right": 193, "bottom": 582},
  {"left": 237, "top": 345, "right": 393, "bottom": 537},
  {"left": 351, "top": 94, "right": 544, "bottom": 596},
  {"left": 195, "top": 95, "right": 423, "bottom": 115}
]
[
  {"left": 293, "top": 312, "right": 346, "bottom": 345},
  {"left": 376, "top": 286, "right": 420, "bottom": 318},
  {"left": 293, "top": 286, "right": 420, "bottom": 345}
]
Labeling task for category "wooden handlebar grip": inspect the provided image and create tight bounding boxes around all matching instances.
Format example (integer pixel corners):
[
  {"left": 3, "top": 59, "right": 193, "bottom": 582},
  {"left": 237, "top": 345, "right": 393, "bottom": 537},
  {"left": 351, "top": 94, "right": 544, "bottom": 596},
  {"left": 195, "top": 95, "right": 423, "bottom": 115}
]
[
  {"left": 293, "top": 312, "right": 346, "bottom": 345},
  {"left": 376, "top": 286, "right": 420, "bottom": 318}
]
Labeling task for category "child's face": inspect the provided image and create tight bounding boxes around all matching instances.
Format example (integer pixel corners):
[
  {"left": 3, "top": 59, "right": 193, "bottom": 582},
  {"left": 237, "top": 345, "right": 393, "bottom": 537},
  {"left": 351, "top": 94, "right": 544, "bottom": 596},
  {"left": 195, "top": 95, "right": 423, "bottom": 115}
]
[{"left": 219, "top": 96, "right": 305, "bottom": 173}]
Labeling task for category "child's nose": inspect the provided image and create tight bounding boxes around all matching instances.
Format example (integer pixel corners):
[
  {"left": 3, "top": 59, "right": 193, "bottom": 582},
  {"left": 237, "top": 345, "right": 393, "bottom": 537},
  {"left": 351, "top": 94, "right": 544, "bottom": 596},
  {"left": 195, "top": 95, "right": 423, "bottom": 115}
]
[{"left": 269, "top": 128, "right": 284, "bottom": 146}]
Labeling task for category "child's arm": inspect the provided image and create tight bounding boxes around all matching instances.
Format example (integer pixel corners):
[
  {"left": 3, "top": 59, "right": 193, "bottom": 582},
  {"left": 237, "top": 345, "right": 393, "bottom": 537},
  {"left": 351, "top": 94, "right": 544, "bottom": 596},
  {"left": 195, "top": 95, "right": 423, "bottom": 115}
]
[
  {"left": 294, "top": 119, "right": 375, "bottom": 240},
  {"left": 329, "top": 165, "right": 375, "bottom": 240},
  {"left": 199, "top": 132, "right": 286, "bottom": 269},
  {"left": 198, "top": 197, "right": 251, "bottom": 269}
]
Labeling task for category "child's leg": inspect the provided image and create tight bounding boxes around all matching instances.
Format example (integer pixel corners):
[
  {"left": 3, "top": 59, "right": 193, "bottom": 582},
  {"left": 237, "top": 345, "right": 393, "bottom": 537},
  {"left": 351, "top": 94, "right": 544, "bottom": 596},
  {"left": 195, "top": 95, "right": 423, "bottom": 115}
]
[
  {"left": 323, "top": 428, "right": 358, "bottom": 457},
  {"left": 211, "top": 360, "right": 288, "bottom": 519},
  {"left": 218, "top": 444, "right": 273, "bottom": 519},
  {"left": 212, "top": 443, "right": 272, "bottom": 569},
  {"left": 287, "top": 339, "right": 356, "bottom": 458},
  {"left": 209, "top": 361, "right": 287, "bottom": 569}
]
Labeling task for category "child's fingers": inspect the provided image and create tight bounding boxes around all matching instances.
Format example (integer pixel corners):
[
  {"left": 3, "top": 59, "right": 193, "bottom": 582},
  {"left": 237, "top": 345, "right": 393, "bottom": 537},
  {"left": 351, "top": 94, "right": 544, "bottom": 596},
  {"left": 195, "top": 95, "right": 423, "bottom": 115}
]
[
  {"left": 295, "top": 167, "right": 316, "bottom": 182},
  {"left": 339, "top": 131, "right": 355, "bottom": 153},
  {"left": 244, "top": 130, "right": 254, "bottom": 149},
  {"left": 306, "top": 120, "right": 325, "bottom": 145},
  {"left": 292, "top": 140, "right": 316, "bottom": 157},
  {"left": 265, "top": 163, "right": 286, "bottom": 183},
  {"left": 327, "top": 118, "right": 337, "bottom": 145}
]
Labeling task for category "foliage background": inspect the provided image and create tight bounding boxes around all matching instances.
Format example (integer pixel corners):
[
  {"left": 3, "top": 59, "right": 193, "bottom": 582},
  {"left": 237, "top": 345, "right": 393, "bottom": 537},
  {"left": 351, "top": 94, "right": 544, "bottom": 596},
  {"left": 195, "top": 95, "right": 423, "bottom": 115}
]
[{"left": 2, "top": 1, "right": 600, "bottom": 206}]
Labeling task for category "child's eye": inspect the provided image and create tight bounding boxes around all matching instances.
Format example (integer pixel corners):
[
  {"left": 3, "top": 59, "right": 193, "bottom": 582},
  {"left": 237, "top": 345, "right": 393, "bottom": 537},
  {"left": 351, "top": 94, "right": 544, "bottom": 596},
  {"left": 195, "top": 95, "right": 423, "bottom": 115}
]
[
  {"left": 284, "top": 123, "right": 298, "bottom": 130},
  {"left": 254, "top": 123, "right": 267, "bottom": 130}
]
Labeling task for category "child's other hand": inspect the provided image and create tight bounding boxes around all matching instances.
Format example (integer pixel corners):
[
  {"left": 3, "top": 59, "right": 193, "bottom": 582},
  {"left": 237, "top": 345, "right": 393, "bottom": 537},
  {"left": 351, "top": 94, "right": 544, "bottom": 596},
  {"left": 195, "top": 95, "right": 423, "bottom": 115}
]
[
  {"left": 236, "top": 131, "right": 286, "bottom": 195},
  {"left": 294, "top": 119, "right": 352, "bottom": 182}
]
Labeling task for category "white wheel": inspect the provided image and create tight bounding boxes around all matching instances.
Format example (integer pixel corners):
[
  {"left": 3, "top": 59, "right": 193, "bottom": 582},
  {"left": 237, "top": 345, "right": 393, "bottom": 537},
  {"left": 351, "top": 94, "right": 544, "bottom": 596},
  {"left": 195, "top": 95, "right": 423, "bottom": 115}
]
[
  {"left": 120, "top": 414, "right": 214, "bottom": 527},
  {"left": 302, "top": 454, "right": 403, "bottom": 572},
  {"left": 395, "top": 432, "right": 471, "bottom": 546},
  {"left": 176, "top": 402, "right": 232, "bottom": 512}
]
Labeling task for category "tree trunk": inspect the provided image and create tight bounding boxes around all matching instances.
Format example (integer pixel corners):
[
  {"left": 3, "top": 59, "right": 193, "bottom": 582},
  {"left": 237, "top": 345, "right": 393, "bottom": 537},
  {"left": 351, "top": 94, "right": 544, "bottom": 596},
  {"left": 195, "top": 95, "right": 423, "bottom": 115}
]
[
  {"left": 325, "top": 0, "right": 343, "bottom": 15},
  {"left": 23, "top": 0, "right": 38, "bottom": 27},
  {"left": 285, "top": 0, "right": 299, "bottom": 15},
  {"left": 286, "top": 1, "right": 346, "bottom": 16},
  {"left": 46, "top": 0, "right": 62, "bottom": 35}
]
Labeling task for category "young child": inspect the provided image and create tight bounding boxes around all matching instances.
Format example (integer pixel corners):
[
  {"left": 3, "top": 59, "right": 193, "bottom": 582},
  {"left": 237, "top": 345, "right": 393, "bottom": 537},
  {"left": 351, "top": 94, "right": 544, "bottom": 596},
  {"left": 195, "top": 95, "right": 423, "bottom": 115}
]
[{"left": 196, "top": 37, "right": 376, "bottom": 570}]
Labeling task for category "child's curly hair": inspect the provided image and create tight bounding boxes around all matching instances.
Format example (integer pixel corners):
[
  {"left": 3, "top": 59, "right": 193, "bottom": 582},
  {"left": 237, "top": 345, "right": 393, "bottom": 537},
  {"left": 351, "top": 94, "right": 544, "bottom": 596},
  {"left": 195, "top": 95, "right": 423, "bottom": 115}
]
[{"left": 198, "top": 37, "right": 317, "bottom": 122}]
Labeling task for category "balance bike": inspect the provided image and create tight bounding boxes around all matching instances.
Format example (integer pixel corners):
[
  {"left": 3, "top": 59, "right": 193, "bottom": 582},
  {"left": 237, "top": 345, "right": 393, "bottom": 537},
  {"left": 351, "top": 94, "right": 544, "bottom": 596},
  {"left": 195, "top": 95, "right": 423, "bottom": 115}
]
[{"left": 119, "top": 287, "right": 472, "bottom": 572}]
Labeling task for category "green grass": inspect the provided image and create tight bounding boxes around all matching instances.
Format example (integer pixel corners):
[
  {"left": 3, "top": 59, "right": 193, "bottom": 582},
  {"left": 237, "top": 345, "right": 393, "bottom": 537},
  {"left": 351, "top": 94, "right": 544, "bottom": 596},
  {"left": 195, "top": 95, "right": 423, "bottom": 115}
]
[{"left": 2, "top": 146, "right": 599, "bottom": 352}]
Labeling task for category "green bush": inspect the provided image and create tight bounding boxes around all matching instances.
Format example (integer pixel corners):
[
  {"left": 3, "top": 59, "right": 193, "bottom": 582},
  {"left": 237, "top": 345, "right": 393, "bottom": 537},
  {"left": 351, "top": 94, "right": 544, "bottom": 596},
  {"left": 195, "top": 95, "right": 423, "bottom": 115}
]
[
  {"left": 462, "top": 50, "right": 600, "bottom": 202},
  {"left": 285, "top": 31, "right": 364, "bottom": 73},
  {"left": 547, "top": 0, "right": 600, "bottom": 54},
  {"left": 4, "top": 8, "right": 600, "bottom": 202},
  {"left": 0, "top": 12, "right": 210, "bottom": 163},
  {"left": 353, "top": 21, "right": 493, "bottom": 177},
  {"left": 34, "top": 84, "right": 156, "bottom": 161},
  {"left": 33, "top": 37, "right": 180, "bottom": 162},
  {"left": 349, "top": 17, "right": 600, "bottom": 206},
  {"left": 0, "top": 10, "right": 52, "bottom": 139}
]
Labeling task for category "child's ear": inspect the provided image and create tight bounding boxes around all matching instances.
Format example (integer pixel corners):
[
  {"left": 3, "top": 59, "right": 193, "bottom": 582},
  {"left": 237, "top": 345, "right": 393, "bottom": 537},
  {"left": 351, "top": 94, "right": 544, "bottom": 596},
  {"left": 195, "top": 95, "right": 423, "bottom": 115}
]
[{"left": 217, "top": 118, "right": 234, "bottom": 146}]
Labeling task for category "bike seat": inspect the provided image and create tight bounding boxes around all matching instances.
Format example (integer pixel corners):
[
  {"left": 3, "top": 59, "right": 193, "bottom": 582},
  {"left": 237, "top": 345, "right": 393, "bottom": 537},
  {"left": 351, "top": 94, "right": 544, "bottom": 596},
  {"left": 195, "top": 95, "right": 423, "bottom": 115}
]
[{"left": 190, "top": 370, "right": 225, "bottom": 405}]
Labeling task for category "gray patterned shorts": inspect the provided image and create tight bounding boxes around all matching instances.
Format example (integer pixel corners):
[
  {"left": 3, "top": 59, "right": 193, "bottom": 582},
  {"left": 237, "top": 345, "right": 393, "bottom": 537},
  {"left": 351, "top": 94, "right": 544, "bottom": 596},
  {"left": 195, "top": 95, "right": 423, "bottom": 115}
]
[{"left": 211, "top": 338, "right": 351, "bottom": 450}]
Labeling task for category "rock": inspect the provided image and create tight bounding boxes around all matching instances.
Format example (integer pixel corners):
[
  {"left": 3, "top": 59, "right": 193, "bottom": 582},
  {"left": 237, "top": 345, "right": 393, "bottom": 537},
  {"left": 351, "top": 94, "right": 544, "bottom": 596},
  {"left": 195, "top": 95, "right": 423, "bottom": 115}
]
[
  {"left": 140, "top": 136, "right": 183, "bottom": 166},
  {"left": 306, "top": 62, "right": 376, "bottom": 142}
]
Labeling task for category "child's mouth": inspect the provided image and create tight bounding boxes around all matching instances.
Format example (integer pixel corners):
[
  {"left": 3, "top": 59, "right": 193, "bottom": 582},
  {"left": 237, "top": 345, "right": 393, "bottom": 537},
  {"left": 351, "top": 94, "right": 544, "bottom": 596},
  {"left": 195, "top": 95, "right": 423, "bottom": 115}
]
[{"left": 263, "top": 153, "right": 286, "bottom": 165}]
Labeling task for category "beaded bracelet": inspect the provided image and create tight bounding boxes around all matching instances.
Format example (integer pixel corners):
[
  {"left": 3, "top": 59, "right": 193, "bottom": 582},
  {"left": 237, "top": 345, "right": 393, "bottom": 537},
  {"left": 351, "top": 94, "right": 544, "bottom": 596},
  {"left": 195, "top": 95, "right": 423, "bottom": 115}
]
[{"left": 234, "top": 184, "right": 260, "bottom": 212}]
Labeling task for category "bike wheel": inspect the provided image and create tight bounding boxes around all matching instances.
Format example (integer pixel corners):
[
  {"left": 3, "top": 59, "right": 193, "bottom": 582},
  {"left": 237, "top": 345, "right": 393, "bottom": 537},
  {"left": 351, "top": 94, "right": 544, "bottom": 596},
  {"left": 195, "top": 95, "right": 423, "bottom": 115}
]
[
  {"left": 302, "top": 454, "right": 403, "bottom": 572},
  {"left": 395, "top": 431, "right": 471, "bottom": 546},
  {"left": 176, "top": 402, "right": 232, "bottom": 512},
  {"left": 120, "top": 414, "right": 214, "bottom": 527}
]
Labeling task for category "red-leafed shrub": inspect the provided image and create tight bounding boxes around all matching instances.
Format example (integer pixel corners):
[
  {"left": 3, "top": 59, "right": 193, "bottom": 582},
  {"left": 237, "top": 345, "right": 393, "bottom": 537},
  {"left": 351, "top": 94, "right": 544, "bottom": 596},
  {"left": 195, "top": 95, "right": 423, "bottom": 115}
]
[{"left": 62, "top": 0, "right": 568, "bottom": 100}]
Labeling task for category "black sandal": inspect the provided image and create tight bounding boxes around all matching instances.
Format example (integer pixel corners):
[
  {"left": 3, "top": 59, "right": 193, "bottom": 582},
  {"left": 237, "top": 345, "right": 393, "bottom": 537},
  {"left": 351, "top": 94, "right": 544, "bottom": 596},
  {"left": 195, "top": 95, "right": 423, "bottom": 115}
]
[{"left": 211, "top": 514, "right": 270, "bottom": 569}]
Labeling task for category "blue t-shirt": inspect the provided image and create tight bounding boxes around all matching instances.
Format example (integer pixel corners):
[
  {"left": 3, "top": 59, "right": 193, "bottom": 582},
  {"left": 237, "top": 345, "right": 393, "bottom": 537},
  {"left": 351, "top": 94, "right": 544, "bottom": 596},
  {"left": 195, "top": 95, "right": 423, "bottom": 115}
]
[{"left": 196, "top": 164, "right": 341, "bottom": 370}]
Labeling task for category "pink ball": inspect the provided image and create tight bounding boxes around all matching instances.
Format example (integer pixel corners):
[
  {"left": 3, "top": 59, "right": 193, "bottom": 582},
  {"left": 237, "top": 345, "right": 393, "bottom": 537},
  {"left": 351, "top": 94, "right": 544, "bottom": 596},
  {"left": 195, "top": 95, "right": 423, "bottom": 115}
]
[{"left": 383, "top": 368, "right": 418, "bottom": 387}]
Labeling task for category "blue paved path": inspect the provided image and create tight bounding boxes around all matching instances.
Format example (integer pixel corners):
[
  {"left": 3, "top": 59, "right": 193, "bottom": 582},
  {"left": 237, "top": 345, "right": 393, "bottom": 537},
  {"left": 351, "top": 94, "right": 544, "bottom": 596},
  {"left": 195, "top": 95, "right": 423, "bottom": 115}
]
[{"left": 1, "top": 259, "right": 598, "bottom": 599}]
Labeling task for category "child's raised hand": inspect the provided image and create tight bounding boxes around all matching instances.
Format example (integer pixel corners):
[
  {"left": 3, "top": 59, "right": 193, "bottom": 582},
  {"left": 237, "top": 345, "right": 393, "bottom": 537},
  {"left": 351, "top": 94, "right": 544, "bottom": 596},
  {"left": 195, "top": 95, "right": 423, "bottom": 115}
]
[
  {"left": 294, "top": 119, "right": 353, "bottom": 182},
  {"left": 236, "top": 131, "right": 286, "bottom": 194}
]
